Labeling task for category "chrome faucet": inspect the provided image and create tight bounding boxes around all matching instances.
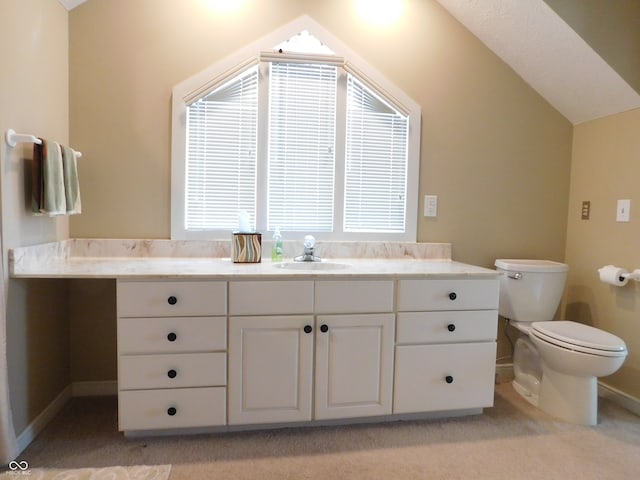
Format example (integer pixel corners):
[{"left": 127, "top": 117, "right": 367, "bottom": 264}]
[{"left": 294, "top": 235, "right": 321, "bottom": 262}]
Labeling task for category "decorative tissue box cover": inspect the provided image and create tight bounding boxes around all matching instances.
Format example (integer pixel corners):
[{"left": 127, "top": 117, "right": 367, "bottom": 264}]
[{"left": 232, "top": 233, "right": 262, "bottom": 263}]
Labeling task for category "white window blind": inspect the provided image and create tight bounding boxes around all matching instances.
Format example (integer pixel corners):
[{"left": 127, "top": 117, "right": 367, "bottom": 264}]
[
  {"left": 344, "top": 74, "right": 408, "bottom": 232},
  {"left": 185, "top": 67, "right": 258, "bottom": 230},
  {"left": 267, "top": 62, "right": 337, "bottom": 232}
]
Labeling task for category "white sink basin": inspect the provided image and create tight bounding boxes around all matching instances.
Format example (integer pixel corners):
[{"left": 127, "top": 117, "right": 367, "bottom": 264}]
[{"left": 272, "top": 261, "right": 351, "bottom": 271}]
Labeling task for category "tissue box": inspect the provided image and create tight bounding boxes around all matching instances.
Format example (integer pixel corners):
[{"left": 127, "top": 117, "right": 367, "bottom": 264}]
[{"left": 232, "top": 232, "right": 262, "bottom": 263}]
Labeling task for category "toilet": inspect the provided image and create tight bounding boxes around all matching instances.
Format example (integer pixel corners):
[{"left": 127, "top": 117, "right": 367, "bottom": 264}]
[{"left": 495, "top": 259, "right": 627, "bottom": 425}]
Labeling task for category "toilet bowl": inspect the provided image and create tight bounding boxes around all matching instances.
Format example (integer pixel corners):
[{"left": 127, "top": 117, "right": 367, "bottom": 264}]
[
  {"left": 495, "top": 259, "right": 628, "bottom": 425},
  {"left": 529, "top": 321, "right": 627, "bottom": 425}
]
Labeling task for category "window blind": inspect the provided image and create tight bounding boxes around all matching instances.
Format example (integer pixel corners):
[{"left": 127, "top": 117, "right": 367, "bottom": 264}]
[
  {"left": 344, "top": 74, "right": 409, "bottom": 232},
  {"left": 185, "top": 67, "right": 259, "bottom": 230},
  {"left": 267, "top": 62, "right": 337, "bottom": 232}
]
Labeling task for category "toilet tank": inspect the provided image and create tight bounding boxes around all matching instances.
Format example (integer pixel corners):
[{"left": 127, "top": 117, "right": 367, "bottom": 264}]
[{"left": 495, "top": 259, "right": 568, "bottom": 323}]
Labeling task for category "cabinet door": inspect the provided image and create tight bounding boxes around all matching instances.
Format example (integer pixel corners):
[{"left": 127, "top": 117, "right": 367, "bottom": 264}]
[
  {"left": 314, "top": 314, "right": 395, "bottom": 420},
  {"left": 228, "top": 315, "right": 314, "bottom": 425}
]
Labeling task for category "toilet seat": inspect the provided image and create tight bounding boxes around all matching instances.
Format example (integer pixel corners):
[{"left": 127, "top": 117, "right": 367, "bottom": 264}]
[{"left": 531, "top": 321, "right": 627, "bottom": 357}]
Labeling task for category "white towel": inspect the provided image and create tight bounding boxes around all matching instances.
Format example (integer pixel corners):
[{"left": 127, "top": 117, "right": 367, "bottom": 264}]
[
  {"left": 32, "top": 140, "right": 82, "bottom": 216},
  {"left": 60, "top": 144, "right": 82, "bottom": 214}
]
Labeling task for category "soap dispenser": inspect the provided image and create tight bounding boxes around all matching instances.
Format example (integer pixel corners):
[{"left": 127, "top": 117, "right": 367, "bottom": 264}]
[{"left": 272, "top": 227, "right": 283, "bottom": 262}]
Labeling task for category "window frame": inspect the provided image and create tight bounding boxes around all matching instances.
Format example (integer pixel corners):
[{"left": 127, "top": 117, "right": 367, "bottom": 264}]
[{"left": 171, "top": 16, "right": 421, "bottom": 242}]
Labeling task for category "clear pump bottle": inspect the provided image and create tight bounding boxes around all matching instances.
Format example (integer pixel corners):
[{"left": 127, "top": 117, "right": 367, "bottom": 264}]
[{"left": 272, "top": 227, "right": 283, "bottom": 262}]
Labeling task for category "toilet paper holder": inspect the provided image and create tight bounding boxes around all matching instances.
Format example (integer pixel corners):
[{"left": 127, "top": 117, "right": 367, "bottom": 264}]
[
  {"left": 598, "top": 265, "right": 640, "bottom": 286},
  {"left": 620, "top": 269, "right": 640, "bottom": 281}
]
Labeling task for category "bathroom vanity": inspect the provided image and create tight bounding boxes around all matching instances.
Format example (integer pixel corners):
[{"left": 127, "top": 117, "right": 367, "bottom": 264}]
[{"left": 10, "top": 239, "right": 500, "bottom": 435}]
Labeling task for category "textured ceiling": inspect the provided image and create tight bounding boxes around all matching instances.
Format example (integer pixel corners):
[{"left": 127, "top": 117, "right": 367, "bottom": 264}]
[
  {"left": 60, "top": 0, "right": 640, "bottom": 125},
  {"left": 436, "top": 0, "right": 640, "bottom": 124}
]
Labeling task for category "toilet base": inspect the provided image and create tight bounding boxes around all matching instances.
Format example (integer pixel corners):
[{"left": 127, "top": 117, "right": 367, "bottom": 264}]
[
  {"left": 538, "top": 364, "right": 598, "bottom": 425},
  {"left": 512, "top": 378, "right": 539, "bottom": 407}
]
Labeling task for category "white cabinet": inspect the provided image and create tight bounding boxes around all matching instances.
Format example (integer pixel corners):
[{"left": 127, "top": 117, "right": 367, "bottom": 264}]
[
  {"left": 393, "top": 278, "right": 499, "bottom": 415},
  {"left": 228, "top": 315, "right": 314, "bottom": 425},
  {"left": 227, "top": 279, "right": 395, "bottom": 425},
  {"left": 114, "top": 273, "right": 499, "bottom": 433},
  {"left": 116, "top": 280, "right": 228, "bottom": 432},
  {"left": 315, "top": 313, "right": 394, "bottom": 420}
]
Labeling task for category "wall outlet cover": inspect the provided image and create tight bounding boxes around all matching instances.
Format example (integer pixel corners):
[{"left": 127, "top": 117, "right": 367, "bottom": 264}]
[
  {"left": 424, "top": 195, "right": 438, "bottom": 217},
  {"left": 616, "top": 199, "right": 631, "bottom": 222}
]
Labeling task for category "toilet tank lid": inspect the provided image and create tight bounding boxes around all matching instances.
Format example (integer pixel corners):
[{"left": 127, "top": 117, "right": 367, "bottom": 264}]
[{"left": 495, "top": 259, "right": 568, "bottom": 273}]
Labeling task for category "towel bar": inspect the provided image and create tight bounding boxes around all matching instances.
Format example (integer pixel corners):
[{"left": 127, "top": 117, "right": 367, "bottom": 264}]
[{"left": 5, "top": 129, "right": 82, "bottom": 158}]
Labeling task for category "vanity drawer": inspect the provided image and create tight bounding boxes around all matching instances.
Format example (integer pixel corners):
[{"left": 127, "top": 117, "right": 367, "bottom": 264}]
[
  {"left": 315, "top": 280, "right": 394, "bottom": 313},
  {"left": 118, "top": 352, "right": 226, "bottom": 390},
  {"left": 117, "top": 280, "right": 226, "bottom": 317},
  {"left": 117, "top": 316, "right": 226, "bottom": 354},
  {"left": 229, "top": 280, "right": 314, "bottom": 315},
  {"left": 118, "top": 387, "right": 226, "bottom": 431},
  {"left": 393, "top": 342, "right": 496, "bottom": 414},
  {"left": 397, "top": 279, "right": 498, "bottom": 312},
  {"left": 396, "top": 310, "right": 497, "bottom": 345}
]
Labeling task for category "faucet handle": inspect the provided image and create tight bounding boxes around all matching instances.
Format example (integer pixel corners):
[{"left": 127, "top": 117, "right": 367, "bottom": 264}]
[{"left": 303, "top": 235, "right": 315, "bottom": 249}]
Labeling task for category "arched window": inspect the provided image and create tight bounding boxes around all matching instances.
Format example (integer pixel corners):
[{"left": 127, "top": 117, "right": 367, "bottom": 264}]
[{"left": 171, "top": 16, "right": 420, "bottom": 241}]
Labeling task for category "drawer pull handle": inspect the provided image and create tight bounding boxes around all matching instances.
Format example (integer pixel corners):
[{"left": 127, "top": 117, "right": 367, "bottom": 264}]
[
  {"left": 448, "top": 292, "right": 457, "bottom": 301},
  {"left": 167, "top": 296, "right": 178, "bottom": 305},
  {"left": 447, "top": 323, "right": 456, "bottom": 332},
  {"left": 167, "top": 332, "right": 177, "bottom": 342},
  {"left": 320, "top": 324, "right": 329, "bottom": 333},
  {"left": 304, "top": 325, "right": 313, "bottom": 334},
  {"left": 167, "top": 369, "right": 177, "bottom": 379},
  {"left": 445, "top": 375, "right": 454, "bottom": 384},
  {"left": 167, "top": 407, "right": 177, "bottom": 416}
]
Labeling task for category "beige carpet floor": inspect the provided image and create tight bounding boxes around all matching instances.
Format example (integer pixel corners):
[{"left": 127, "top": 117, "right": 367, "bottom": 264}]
[
  {"left": 0, "top": 464, "right": 170, "bottom": 480},
  {"left": 9, "top": 382, "right": 640, "bottom": 479}
]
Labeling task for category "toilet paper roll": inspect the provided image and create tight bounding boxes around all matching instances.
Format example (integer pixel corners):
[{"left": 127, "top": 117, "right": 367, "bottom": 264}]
[{"left": 598, "top": 265, "right": 629, "bottom": 286}]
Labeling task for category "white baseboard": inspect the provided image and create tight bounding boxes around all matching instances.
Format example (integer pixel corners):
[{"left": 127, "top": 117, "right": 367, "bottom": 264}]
[
  {"left": 598, "top": 382, "right": 640, "bottom": 417},
  {"left": 16, "top": 384, "right": 72, "bottom": 455},
  {"left": 71, "top": 380, "right": 117, "bottom": 397},
  {"left": 495, "top": 363, "right": 513, "bottom": 383}
]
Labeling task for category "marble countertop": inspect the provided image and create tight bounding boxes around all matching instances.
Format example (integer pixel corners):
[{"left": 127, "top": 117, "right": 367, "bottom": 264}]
[{"left": 10, "top": 239, "right": 498, "bottom": 279}]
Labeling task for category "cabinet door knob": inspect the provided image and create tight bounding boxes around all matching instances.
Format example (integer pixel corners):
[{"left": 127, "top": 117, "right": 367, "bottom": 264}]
[
  {"left": 304, "top": 325, "right": 313, "bottom": 334},
  {"left": 447, "top": 323, "right": 456, "bottom": 332},
  {"left": 320, "top": 324, "right": 329, "bottom": 333},
  {"left": 448, "top": 292, "right": 457, "bottom": 301},
  {"left": 167, "top": 332, "right": 177, "bottom": 342},
  {"left": 167, "top": 369, "right": 177, "bottom": 379},
  {"left": 445, "top": 375, "right": 454, "bottom": 384},
  {"left": 167, "top": 407, "right": 177, "bottom": 416},
  {"left": 167, "top": 296, "right": 178, "bottom": 305}
]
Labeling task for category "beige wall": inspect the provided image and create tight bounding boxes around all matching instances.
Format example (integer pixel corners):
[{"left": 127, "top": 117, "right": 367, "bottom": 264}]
[
  {"left": 68, "top": 0, "right": 572, "bottom": 269},
  {"left": 0, "top": 0, "right": 70, "bottom": 437},
  {"left": 564, "top": 107, "right": 640, "bottom": 399},
  {"left": 67, "top": 0, "right": 572, "bottom": 380}
]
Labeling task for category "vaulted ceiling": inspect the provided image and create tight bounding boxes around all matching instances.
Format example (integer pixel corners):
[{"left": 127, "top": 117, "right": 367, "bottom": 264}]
[
  {"left": 435, "top": 0, "right": 640, "bottom": 124},
  {"left": 59, "top": 0, "right": 640, "bottom": 125}
]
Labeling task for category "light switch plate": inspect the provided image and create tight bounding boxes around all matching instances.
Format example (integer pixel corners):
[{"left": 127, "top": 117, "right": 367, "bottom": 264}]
[
  {"left": 424, "top": 195, "right": 438, "bottom": 217},
  {"left": 616, "top": 199, "right": 631, "bottom": 222}
]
